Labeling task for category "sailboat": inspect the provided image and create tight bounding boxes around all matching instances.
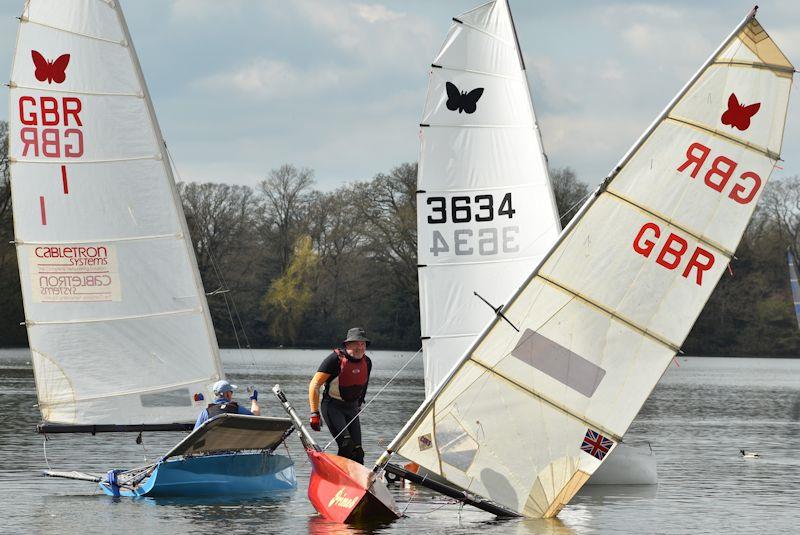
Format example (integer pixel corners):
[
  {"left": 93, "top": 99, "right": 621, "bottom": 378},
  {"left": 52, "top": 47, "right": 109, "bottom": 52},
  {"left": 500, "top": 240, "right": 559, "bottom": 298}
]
[
  {"left": 291, "top": 5, "right": 794, "bottom": 521},
  {"left": 8, "top": 0, "right": 295, "bottom": 497},
  {"left": 415, "top": 0, "right": 656, "bottom": 487},
  {"left": 787, "top": 249, "right": 800, "bottom": 329}
]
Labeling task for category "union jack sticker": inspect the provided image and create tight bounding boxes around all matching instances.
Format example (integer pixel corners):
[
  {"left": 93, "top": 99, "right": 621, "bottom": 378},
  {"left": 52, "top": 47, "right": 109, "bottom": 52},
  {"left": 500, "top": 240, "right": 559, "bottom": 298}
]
[
  {"left": 418, "top": 433, "right": 432, "bottom": 451},
  {"left": 580, "top": 428, "right": 614, "bottom": 460}
]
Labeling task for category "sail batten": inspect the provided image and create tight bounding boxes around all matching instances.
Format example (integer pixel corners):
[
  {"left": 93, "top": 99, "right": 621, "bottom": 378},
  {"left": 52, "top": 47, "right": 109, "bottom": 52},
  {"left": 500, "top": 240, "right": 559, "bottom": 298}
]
[
  {"left": 10, "top": 0, "right": 223, "bottom": 426},
  {"left": 394, "top": 6, "right": 794, "bottom": 518}
]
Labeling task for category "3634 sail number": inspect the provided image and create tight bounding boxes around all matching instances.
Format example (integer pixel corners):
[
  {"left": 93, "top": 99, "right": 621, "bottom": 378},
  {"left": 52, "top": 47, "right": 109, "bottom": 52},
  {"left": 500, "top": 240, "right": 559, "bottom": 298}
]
[{"left": 425, "top": 193, "right": 519, "bottom": 256}]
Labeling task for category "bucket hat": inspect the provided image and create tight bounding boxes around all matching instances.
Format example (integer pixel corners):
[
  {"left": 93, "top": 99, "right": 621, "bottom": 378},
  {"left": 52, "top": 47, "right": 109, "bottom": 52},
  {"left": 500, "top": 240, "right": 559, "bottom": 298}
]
[{"left": 342, "top": 327, "right": 371, "bottom": 346}]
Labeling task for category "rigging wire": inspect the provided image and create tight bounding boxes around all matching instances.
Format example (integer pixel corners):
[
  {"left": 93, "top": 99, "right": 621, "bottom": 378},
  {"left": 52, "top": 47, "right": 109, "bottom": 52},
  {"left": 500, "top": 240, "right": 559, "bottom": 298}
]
[
  {"left": 324, "top": 348, "right": 422, "bottom": 451},
  {"left": 164, "top": 143, "right": 258, "bottom": 372}
]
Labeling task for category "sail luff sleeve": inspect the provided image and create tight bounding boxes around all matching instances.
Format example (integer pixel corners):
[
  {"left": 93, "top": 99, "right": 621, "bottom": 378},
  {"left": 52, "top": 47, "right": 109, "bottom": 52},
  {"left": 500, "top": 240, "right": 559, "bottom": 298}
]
[{"left": 389, "top": 11, "right": 793, "bottom": 519}]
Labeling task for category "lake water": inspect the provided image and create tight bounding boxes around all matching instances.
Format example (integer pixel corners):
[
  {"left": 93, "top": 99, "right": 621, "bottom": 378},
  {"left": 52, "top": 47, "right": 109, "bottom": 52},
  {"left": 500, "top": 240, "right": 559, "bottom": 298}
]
[{"left": 1, "top": 348, "right": 798, "bottom": 534}]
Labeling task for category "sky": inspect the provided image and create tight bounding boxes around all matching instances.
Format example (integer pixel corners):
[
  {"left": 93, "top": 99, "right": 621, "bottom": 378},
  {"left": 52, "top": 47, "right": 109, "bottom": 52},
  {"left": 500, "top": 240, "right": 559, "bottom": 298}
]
[{"left": 0, "top": 0, "right": 798, "bottom": 191}]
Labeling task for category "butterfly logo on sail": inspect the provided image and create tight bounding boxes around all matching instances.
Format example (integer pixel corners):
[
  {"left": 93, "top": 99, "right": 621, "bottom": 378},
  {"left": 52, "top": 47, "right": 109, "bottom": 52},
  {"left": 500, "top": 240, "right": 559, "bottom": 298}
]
[
  {"left": 720, "top": 93, "right": 760, "bottom": 131},
  {"left": 445, "top": 82, "right": 484, "bottom": 114},
  {"left": 31, "top": 50, "right": 70, "bottom": 84}
]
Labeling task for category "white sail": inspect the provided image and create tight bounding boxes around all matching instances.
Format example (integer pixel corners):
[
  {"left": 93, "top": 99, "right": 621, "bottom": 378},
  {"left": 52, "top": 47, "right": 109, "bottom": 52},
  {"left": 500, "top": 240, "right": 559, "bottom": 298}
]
[
  {"left": 388, "top": 10, "right": 794, "bottom": 517},
  {"left": 8, "top": 0, "right": 224, "bottom": 425},
  {"left": 418, "top": 0, "right": 560, "bottom": 397}
]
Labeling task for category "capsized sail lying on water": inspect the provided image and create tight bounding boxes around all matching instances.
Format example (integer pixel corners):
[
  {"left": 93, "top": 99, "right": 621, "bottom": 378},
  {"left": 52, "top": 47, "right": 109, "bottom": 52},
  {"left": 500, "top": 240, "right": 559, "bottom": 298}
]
[
  {"left": 9, "top": 0, "right": 224, "bottom": 426},
  {"left": 417, "top": 0, "right": 560, "bottom": 398},
  {"left": 379, "top": 8, "right": 794, "bottom": 518}
]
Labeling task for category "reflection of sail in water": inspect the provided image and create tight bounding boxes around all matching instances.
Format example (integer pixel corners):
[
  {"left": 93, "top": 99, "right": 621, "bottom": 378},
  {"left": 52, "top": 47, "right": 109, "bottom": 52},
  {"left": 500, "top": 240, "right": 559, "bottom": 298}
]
[
  {"left": 417, "top": 0, "right": 560, "bottom": 399},
  {"left": 376, "top": 7, "right": 794, "bottom": 518},
  {"left": 9, "top": 0, "right": 224, "bottom": 426}
]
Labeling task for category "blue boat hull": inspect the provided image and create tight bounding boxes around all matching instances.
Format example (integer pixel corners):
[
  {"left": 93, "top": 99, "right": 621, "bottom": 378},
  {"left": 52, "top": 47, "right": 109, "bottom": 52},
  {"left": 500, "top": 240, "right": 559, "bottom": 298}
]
[{"left": 100, "top": 452, "right": 296, "bottom": 498}]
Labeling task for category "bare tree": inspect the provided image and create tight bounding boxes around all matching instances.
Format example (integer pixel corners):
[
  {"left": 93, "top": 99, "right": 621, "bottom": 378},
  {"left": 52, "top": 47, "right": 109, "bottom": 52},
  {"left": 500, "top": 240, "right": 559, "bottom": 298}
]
[
  {"left": 258, "top": 164, "right": 314, "bottom": 274},
  {"left": 761, "top": 175, "right": 800, "bottom": 260},
  {"left": 549, "top": 166, "right": 590, "bottom": 226}
]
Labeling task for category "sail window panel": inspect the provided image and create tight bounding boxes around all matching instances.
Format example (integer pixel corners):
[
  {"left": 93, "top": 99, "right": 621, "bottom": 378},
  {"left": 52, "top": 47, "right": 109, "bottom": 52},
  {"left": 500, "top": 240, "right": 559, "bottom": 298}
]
[
  {"left": 18, "top": 238, "right": 202, "bottom": 323},
  {"left": 11, "top": 160, "right": 181, "bottom": 242},
  {"left": 607, "top": 121, "right": 775, "bottom": 253},
  {"left": 23, "top": 0, "right": 124, "bottom": 44},
  {"left": 140, "top": 388, "right": 192, "bottom": 408},
  {"left": 434, "top": 24, "right": 521, "bottom": 76},
  {"left": 422, "top": 70, "right": 532, "bottom": 127},
  {"left": 29, "top": 314, "right": 217, "bottom": 425},
  {"left": 31, "top": 349, "right": 74, "bottom": 417},
  {"left": 420, "top": 260, "right": 535, "bottom": 337},
  {"left": 670, "top": 64, "right": 792, "bottom": 156},
  {"left": 10, "top": 90, "right": 158, "bottom": 163},
  {"left": 14, "top": 22, "right": 139, "bottom": 94},
  {"left": 435, "top": 413, "right": 479, "bottom": 472},
  {"left": 538, "top": 195, "right": 728, "bottom": 346},
  {"left": 457, "top": 1, "right": 515, "bottom": 44},
  {"left": 419, "top": 127, "right": 549, "bottom": 191},
  {"left": 478, "top": 291, "right": 675, "bottom": 436}
]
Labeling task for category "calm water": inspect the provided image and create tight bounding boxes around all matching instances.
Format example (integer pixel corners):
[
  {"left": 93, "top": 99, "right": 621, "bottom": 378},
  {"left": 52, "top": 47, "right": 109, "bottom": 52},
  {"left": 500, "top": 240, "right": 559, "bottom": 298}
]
[{"left": 1, "top": 349, "right": 798, "bottom": 534}]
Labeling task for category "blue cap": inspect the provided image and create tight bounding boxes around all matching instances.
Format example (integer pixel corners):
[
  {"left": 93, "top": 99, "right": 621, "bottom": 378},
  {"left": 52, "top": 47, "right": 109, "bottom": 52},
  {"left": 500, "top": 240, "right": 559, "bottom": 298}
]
[{"left": 212, "top": 379, "right": 237, "bottom": 395}]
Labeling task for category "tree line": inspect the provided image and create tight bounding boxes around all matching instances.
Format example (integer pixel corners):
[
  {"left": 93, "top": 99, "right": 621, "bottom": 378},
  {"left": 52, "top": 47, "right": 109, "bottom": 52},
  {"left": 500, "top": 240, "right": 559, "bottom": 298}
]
[{"left": 1, "top": 121, "right": 799, "bottom": 355}]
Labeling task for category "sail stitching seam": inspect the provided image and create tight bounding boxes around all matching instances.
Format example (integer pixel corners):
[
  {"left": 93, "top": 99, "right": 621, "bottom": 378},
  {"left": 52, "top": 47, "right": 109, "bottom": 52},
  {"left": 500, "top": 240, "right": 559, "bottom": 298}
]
[
  {"left": 16, "top": 233, "right": 181, "bottom": 245},
  {"left": 536, "top": 274, "right": 680, "bottom": 351},
  {"left": 469, "top": 357, "right": 622, "bottom": 441},
  {"left": 712, "top": 60, "right": 795, "bottom": 74},
  {"left": 10, "top": 155, "right": 158, "bottom": 165},
  {"left": 37, "top": 376, "right": 216, "bottom": 407},
  {"left": 665, "top": 116, "right": 779, "bottom": 160},
  {"left": 420, "top": 254, "right": 545, "bottom": 268},
  {"left": 456, "top": 20, "right": 514, "bottom": 48},
  {"left": 22, "top": 18, "right": 125, "bottom": 46},
  {"left": 27, "top": 307, "right": 201, "bottom": 326},
  {"left": 604, "top": 189, "right": 736, "bottom": 257},
  {"left": 421, "top": 124, "right": 531, "bottom": 129},
  {"left": 417, "top": 182, "right": 542, "bottom": 194},
  {"left": 432, "top": 64, "right": 524, "bottom": 82},
  {"left": 9, "top": 83, "right": 141, "bottom": 98}
]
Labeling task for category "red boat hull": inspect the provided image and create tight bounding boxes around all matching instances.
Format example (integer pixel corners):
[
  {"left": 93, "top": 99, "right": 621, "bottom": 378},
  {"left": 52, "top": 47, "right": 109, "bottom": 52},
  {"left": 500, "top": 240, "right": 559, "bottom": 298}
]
[{"left": 306, "top": 449, "right": 401, "bottom": 523}]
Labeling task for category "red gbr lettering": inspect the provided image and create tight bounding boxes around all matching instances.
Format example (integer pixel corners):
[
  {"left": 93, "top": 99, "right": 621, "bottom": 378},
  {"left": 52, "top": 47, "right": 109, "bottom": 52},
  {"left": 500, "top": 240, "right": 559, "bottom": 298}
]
[
  {"left": 18, "top": 96, "right": 84, "bottom": 158},
  {"left": 676, "top": 142, "right": 761, "bottom": 205},
  {"left": 632, "top": 222, "right": 715, "bottom": 286}
]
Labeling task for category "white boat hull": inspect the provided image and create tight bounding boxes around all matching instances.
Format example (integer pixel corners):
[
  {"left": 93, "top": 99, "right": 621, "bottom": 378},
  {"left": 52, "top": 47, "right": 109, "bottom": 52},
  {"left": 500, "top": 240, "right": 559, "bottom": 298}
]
[{"left": 586, "top": 443, "right": 658, "bottom": 485}]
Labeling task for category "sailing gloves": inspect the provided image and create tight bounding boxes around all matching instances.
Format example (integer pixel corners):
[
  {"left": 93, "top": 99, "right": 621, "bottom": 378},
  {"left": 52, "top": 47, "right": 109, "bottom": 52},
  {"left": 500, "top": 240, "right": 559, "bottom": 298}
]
[
  {"left": 310, "top": 411, "right": 322, "bottom": 431},
  {"left": 249, "top": 389, "right": 258, "bottom": 401}
]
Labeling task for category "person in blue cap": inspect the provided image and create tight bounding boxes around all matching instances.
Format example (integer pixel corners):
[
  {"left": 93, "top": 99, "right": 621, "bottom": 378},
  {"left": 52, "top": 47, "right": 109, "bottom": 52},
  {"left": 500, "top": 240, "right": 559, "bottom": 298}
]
[{"left": 194, "top": 379, "right": 260, "bottom": 429}]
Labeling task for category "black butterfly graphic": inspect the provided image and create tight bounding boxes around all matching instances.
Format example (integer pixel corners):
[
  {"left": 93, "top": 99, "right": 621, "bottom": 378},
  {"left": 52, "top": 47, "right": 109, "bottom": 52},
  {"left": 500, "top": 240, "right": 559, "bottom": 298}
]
[{"left": 445, "top": 81, "right": 484, "bottom": 114}]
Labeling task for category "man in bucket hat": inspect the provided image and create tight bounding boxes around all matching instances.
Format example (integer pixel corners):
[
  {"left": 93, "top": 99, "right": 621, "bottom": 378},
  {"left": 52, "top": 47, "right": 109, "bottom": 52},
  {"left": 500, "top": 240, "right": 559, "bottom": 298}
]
[
  {"left": 194, "top": 379, "right": 260, "bottom": 429},
  {"left": 308, "top": 327, "right": 373, "bottom": 464}
]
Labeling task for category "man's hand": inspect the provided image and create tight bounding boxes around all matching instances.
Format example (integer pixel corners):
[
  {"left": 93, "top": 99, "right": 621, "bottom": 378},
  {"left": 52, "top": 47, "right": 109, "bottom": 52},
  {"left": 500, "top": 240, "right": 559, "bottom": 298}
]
[
  {"left": 310, "top": 411, "right": 322, "bottom": 431},
  {"left": 249, "top": 389, "right": 258, "bottom": 401}
]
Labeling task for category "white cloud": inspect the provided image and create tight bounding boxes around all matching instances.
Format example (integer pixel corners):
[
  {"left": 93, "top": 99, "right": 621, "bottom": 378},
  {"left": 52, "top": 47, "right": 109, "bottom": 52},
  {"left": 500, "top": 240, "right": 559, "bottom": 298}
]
[
  {"left": 354, "top": 4, "right": 405, "bottom": 24},
  {"left": 196, "top": 58, "right": 343, "bottom": 99}
]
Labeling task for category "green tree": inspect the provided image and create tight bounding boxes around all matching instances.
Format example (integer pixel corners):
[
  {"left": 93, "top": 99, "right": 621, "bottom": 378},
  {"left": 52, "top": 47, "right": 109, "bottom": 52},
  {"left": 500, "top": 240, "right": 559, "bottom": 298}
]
[{"left": 262, "top": 235, "right": 319, "bottom": 345}]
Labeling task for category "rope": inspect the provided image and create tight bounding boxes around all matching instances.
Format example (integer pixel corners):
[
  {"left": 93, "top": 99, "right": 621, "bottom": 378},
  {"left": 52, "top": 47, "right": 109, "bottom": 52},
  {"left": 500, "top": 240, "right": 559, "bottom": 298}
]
[
  {"left": 42, "top": 437, "right": 52, "bottom": 470},
  {"left": 323, "top": 348, "right": 422, "bottom": 451}
]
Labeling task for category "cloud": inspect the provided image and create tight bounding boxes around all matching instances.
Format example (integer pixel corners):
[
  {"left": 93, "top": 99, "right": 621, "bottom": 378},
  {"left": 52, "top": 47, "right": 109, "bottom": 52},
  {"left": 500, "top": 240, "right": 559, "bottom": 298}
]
[
  {"left": 354, "top": 3, "right": 404, "bottom": 24},
  {"left": 196, "top": 58, "right": 344, "bottom": 99}
]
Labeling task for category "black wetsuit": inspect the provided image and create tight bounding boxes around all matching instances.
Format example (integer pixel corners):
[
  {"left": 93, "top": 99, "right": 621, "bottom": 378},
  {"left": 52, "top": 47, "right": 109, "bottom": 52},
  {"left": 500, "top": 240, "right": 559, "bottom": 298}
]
[{"left": 318, "top": 349, "right": 372, "bottom": 464}]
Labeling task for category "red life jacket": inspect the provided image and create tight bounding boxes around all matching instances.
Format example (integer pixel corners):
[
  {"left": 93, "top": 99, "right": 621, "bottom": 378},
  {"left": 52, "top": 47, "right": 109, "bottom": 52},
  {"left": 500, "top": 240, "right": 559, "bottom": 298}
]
[{"left": 329, "top": 348, "right": 369, "bottom": 403}]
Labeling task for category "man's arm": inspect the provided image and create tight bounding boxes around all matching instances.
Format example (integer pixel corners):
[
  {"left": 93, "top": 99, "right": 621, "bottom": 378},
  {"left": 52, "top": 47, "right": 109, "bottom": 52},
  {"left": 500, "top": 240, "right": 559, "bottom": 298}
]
[{"left": 309, "top": 371, "right": 332, "bottom": 412}]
